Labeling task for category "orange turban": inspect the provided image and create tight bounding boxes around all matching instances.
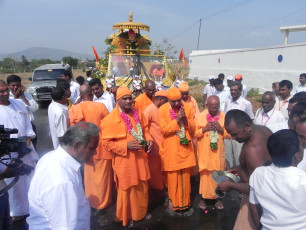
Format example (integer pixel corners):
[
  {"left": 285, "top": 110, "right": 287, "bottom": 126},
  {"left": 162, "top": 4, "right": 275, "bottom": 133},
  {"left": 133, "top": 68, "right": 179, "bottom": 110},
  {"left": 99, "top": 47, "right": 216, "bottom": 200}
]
[
  {"left": 179, "top": 81, "right": 189, "bottom": 92},
  {"left": 235, "top": 74, "right": 243, "bottom": 80},
  {"left": 155, "top": 90, "right": 168, "bottom": 98},
  {"left": 168, "top": 87, "right": 181, "bottom": 101},
  {"left": 116, "top": 87, "right": 132, "bottom": 100}
]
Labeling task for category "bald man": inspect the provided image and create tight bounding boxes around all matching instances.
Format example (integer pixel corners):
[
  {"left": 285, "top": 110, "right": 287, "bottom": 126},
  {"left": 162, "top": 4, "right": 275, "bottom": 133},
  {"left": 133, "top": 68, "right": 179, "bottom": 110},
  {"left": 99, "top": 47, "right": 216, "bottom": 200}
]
[
  {"left": 195, "top": 96, "right": 230, "bottom": 210},
  {"left": 134, "top": 80, "right": 156, "bottom": 113},
  {"left": 68, "top": 84, "right": 112, "bottom": 219}
]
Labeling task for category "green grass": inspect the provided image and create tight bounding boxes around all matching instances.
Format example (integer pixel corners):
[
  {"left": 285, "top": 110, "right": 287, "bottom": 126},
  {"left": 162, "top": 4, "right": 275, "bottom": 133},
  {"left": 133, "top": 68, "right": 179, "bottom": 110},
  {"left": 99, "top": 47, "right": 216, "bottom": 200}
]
[
  {"left": 185, "top": 77, "right": 206, "bottom": 87},
  {"left": 247, "top": 88, "right": 261, "bottom": 102}
]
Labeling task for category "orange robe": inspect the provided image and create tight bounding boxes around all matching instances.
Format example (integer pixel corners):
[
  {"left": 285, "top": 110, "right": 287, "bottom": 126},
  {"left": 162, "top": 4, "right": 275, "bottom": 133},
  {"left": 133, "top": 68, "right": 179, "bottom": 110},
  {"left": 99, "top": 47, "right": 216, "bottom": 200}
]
[
  {"left": 158, "top": 102, "right": 196, "bottom": 210},
  {"left": 101, "top": 105, "right": 152, "bottom": 226},
  {"left": 194, "top": 110, "right": 230, "bottom": 199},
  {"left": 184, "top": 95, "right": 200, "bottom": 118},
  {"left": 143, "top": 103, "right": 164, "bottom": 190},
  {"left": 69, "top": 101, "right": 113, "bottom": 210},
  {"left": 134, "top": 93, "right": 153, "bottom": 114},
  {"left": 184, "top": 95, "right": 200, "bottom": 176}
]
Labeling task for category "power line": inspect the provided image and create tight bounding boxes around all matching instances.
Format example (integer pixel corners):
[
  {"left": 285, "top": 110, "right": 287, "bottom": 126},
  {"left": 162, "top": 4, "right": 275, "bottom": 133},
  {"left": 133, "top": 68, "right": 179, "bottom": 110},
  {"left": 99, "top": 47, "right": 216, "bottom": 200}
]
[
  {"left": 168, "top": 0, "right": 255, "bottom": 41},
  {"left": 208, "top": 5, "right": 306, "bottom": 47}
]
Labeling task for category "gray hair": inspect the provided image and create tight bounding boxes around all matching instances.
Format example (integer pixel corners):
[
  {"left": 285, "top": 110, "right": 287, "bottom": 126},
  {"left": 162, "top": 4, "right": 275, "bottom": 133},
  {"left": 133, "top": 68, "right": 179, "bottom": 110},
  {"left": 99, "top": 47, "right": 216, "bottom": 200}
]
[
  {"left": 262, "top": 91, "right": 276, "bottom": 101},
  {"left": 61, "top": 122, "right": 100, "bottom": 148}
]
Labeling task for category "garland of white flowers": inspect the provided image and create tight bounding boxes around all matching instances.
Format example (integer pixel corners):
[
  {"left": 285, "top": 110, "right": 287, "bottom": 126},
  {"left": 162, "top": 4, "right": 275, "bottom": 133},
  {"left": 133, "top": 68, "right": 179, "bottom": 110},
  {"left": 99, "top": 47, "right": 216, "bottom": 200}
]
[
  {"left": 206, "top": 114, "right": 220, "bottom": 150},
  {"left": 120, "top": 108, "right": 147, "bottom": 147},
  {"left": 170, "top": 105, "right": 190, "bottom": 145}
]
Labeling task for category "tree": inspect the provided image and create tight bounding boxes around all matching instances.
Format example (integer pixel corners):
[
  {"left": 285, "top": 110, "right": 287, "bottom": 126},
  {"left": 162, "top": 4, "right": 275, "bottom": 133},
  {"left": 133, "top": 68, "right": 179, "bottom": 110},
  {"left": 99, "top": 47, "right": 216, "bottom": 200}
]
[
  {"left": 152, "top": 38, "right": 178, "bottom": 59},
  {"left": 2, "top": 56, "right": 18, "bottom": 72},
  {"left": 62, "top": 56, "right": 79, "bottom": 68},
  {"left": 20, "top": 55, "right": 30, "bottom": 71}
]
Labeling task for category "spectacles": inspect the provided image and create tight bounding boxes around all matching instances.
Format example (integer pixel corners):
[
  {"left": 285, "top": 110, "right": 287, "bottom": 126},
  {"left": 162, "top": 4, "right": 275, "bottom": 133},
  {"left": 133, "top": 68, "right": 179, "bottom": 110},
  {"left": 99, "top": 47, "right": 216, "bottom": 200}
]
[{"left": 0, "top": 88, "right": 9, "bottom": 94}]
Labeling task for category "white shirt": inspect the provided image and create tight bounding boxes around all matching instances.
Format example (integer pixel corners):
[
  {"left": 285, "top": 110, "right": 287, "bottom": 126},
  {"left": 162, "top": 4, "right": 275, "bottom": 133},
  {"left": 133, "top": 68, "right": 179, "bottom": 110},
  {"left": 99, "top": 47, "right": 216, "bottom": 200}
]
[
  {"left": 254, "top": 108, "right": 287, "bottom": 133},
  {"left": 214, "top": 89, "right": 231, "bottom": 112},
  {"left": 249, "top": 164, "right": 306, "bottom": 230},
  {"left": 275, "top": 95, "right": 292, "bottom": 120},
  {"left": 297, "top": 149, "right": 306, "bottom": 171},
  {"left": 242, "top": 84, "right": 248, "bottom": 98},
  {"left": 224, "top": 96, "right": 254, "bottom": 119},
  {"left": 295, "top": 84, "right": 306, "bottom": 94},
  {"left": 93, "top": 91, "right": 115, "bottom": 112},
  {"left": 70, "top": 81, "right": 80, "bottom": 104},
  {"left": 27, "top": 146, "right": 90, "bottom": 230},
  {"left": 0, "top": 99, "right": 38, "bottom": 216},
  {"left": 48, "top": 101, "right": 69, "bottom": 149},
  {"left": 203, "top": 84, "right": 215, "bottom": 97},
  {"left": 10, "top": 91, "right": 39, "bottom": 122}
]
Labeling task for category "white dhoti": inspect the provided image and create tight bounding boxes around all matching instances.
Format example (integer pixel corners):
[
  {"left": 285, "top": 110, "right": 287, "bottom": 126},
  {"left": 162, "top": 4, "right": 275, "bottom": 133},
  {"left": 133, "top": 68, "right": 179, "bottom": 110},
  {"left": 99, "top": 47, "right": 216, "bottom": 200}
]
[{"left": 224, "top": 139, "right": 244, "bottom": 169}]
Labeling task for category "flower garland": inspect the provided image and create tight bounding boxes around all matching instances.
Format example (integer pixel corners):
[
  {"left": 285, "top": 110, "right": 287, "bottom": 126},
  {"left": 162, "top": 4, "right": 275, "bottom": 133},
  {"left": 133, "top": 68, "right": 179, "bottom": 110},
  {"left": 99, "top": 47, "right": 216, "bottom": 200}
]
[
  {"left": 206, "top": 114, "right": 220, "bottom": 150},
  {"left": 120, "top": 109, "right": 147, "bottom": 148},
  {"left": 170, "top": 105, "right": 190, "bottom": 145}
]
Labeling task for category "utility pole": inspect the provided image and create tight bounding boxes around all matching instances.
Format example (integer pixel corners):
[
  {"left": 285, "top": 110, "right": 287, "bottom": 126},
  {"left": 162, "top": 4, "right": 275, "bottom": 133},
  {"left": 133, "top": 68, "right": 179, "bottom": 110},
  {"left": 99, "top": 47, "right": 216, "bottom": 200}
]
[{"left": 197, "top": 19, "right": 202, "bottom": 50}]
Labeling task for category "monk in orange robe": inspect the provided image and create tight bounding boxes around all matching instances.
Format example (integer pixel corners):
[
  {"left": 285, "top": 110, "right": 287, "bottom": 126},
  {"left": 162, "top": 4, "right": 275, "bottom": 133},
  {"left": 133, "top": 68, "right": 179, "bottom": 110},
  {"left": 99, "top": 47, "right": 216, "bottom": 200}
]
[
  {"left": 194, "top": 95, "right": 230, "bottom": 210},
  {"left": 179, "top": 81, "right": 200, "bottom": 176},
  {"left": 68, "top": 84, "right": 112, "bottom": 213},
  {"left": 143, "top": 90, "right": 168, "bottom": 191},
  {"left": 101, "top": 87, "right": 153, "bottom": 227},
  {"left": 179, "top": 81, "right": 200, "bottom": 118},
  {"left": 134, "top": 79, "right": 155, "bottom": 113},
  {"left": 158, "top": 87, "right": 196, "bottom": 215}
]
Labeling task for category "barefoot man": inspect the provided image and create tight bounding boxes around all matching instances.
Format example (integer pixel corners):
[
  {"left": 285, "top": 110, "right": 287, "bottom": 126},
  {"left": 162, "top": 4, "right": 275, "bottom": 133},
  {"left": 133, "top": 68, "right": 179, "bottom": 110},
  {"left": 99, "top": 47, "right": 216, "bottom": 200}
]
[{"left": 219, "top": 109, "right": 272, "bottom": 230}]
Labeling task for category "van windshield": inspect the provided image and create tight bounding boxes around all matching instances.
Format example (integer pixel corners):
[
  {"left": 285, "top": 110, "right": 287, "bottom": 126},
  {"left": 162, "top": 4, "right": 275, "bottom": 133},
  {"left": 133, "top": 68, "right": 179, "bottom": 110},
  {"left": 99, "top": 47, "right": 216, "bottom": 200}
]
[{"left": 33, "top": 69, "right": 65, "bottom": 81}]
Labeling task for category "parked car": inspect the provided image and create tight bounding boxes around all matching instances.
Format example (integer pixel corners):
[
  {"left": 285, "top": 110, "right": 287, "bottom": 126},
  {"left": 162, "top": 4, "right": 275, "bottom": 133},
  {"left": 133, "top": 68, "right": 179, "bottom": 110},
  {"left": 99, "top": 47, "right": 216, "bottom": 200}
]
[{"left": 26, "top": 63, "right": 71, "bottom": 102}]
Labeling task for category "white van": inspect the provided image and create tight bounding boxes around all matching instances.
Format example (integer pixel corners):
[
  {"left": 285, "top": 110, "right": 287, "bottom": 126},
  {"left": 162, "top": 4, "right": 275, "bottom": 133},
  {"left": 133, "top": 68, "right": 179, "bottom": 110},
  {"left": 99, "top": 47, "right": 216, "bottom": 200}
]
[{"left": 26, "top": 63, "right": 71, "bottom": 102}]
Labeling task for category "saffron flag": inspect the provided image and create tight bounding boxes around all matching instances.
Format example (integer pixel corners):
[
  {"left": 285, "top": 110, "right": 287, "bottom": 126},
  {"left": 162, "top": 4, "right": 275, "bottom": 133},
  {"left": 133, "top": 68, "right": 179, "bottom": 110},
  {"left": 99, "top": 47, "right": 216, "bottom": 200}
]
[
  {"left": 92, "top": 45, "right": 100, "bottom": 62},
  {"left": 179, "top": 48, "right": 187, "bottom": 68}
]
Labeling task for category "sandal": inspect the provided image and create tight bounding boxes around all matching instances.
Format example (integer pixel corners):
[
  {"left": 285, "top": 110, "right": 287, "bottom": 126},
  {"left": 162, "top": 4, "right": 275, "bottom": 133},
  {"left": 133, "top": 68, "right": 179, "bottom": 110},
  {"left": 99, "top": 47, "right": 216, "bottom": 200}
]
[
  {"left": 215, "top": 200, "right": 224, "bottom": 210},
  {"left": 199, "top": 200, "right": 207, "bottom": 211}
]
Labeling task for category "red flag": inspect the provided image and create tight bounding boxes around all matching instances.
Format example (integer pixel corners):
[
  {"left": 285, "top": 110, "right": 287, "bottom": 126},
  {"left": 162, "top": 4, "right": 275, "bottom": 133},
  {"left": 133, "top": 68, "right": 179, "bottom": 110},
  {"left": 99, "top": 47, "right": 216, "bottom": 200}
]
[
  {"left": 92, "top": 45, "right": 100, "bottom": 62},
  {"left": 179, "top": 48, "right": 187, "bottom": 68}
]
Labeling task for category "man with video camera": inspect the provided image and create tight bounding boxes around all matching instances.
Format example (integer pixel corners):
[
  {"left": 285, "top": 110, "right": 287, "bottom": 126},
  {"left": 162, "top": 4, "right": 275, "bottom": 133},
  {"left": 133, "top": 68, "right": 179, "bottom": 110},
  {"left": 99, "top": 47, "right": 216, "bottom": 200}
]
[{"left": 0, "top": 80, "right": 37, "bottom": 229}]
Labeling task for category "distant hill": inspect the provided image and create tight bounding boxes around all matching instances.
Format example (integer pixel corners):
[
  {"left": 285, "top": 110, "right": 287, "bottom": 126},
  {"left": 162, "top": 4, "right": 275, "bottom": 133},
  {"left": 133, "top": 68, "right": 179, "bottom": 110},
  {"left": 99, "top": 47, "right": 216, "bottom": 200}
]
[{"left": 0, "top": 47, "right": 94, "bottom": 61}]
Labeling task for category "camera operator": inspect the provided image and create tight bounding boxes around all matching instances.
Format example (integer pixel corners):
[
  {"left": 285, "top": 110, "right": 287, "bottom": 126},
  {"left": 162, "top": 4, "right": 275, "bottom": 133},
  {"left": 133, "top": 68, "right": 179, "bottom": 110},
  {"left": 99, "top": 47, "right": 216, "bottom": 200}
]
[
  {"left": 0, "top": 163, "right": 29, "bottom": 230},
  {"left": 0, "top": 80, "right": 37, "bottom": 229}
]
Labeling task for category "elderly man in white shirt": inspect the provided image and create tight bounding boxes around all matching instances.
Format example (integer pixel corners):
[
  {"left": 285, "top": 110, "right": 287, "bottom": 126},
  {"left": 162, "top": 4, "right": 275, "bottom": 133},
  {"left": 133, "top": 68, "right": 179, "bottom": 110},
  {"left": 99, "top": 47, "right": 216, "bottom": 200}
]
[
  {"left": 295, "top": 73, "right": 306, "bottom": 94},
  {"left": 224, "top": 81, "right": 254, "bottom": 169},
  {"left": 48, "top": 87, "right": 69, "bottom": 149},
  {"left": 213, "top": 78, "right": 231, "bottom": 112},
  {"left": 27, "top": 122, "right": 99, "bottom": 230},
  {"left": 255, "top": 91, "right": 287, "bottom": 133},
  {"left": 60, "top": 70, "right": 80, "bottom": 104},
  {"left": 89, "top": 78, "right": 115, "bottom": 112},
  {"left": 249, "top": 129, "right": 306, "bottom": 230},
  {"left": 0, "top": 80, "right": 37, "bottom": 226}
]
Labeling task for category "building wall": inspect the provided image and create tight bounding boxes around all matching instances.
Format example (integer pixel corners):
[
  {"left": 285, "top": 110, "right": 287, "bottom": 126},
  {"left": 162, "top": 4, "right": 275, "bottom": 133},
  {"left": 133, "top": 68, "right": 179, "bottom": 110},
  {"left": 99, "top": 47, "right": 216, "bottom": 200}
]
[{"left": 189, "top": 43, "right": 306, "bottom": 92}]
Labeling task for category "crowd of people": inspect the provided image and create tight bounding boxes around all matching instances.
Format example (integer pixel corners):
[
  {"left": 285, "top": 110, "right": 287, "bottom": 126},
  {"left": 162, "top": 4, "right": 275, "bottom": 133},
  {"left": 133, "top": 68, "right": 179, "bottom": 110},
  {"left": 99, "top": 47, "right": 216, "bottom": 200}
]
[{"left": 0, "top": 71, "right": 305, "bottom": 230}]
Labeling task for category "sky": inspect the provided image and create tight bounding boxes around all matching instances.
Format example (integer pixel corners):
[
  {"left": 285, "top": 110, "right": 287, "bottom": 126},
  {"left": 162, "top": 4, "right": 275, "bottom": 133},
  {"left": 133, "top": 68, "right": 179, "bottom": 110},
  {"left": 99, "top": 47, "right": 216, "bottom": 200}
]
[{"left": 1, "top": 0, "right": 306, "bottom": 57}]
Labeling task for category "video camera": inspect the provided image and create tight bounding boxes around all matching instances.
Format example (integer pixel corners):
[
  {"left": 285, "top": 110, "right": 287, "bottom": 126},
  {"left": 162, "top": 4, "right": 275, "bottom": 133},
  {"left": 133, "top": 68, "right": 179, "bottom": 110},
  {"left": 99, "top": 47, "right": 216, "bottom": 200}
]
[{"left": 0, "top": 125, "right": 34, "bottom": 195}]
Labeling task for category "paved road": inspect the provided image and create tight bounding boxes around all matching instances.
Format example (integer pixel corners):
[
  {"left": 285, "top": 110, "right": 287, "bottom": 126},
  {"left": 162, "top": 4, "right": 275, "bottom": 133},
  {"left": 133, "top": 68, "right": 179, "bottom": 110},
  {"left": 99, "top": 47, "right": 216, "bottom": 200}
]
[{"left": 33, "top": 103, "right": 240, "bottom": 230}]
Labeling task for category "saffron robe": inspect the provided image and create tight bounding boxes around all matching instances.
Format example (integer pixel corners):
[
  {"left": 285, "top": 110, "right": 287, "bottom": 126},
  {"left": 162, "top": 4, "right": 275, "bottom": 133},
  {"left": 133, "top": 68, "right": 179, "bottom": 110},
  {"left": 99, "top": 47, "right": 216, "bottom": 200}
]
[
  {"left": 143, "top": 103, "right": 164, "bottom": 190},
  {"left": 158, "top": 102, "right": 196, "bottom": 210},
  {"left": 69, "top": 101, "right": 113, "bottom": 209},
  {"left": 101, "top": 105, "right": 152, "bottom": 226},
  {"left": 194, "top": 109, "right": 230, "bottom": 199},
  {"left": 134, "top": 93, "right": 152, "bottom": 114}
]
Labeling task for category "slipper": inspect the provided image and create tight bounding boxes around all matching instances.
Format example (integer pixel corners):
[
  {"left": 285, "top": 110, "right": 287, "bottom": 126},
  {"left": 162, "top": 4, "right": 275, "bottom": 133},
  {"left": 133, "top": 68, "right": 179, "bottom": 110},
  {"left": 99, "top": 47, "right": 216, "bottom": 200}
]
[
  {"left": 215, "top": 200, "right": 224, "bottom": 210},
  {"left": 198, "top": 200, "right": 207, "bottom": 211}
]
